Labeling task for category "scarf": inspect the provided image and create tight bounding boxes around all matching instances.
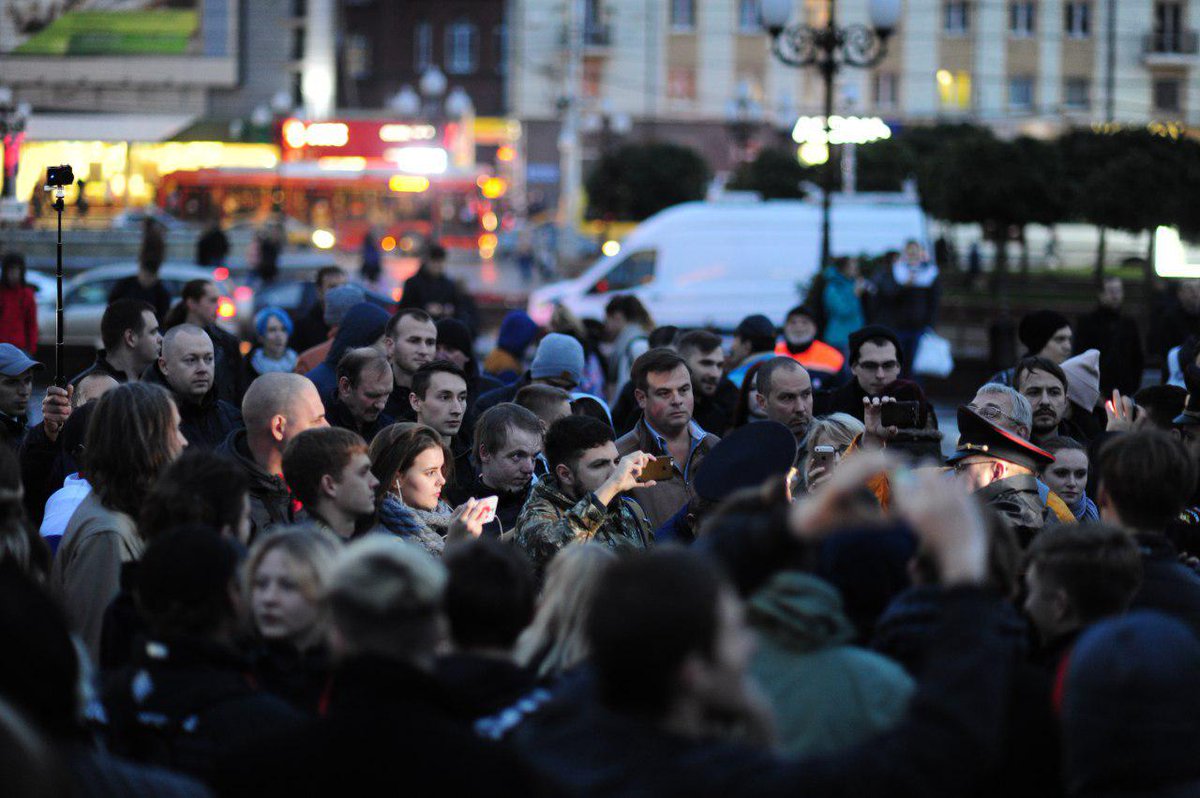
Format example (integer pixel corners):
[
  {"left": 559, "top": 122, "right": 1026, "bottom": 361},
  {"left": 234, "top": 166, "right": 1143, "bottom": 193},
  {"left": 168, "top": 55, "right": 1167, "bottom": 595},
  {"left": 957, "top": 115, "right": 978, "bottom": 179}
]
[
  {"left": 251, "top": 348, "right": 299, "bottom": 375},
  {"left": 1070, "top": 494, "right": 1100, "bottom": 522},
  {"left": 892, "top": 260, "right": 939, "bottom": 288},
  {"left": 377, "top": 493, "right": 453, "bottom": 556}
]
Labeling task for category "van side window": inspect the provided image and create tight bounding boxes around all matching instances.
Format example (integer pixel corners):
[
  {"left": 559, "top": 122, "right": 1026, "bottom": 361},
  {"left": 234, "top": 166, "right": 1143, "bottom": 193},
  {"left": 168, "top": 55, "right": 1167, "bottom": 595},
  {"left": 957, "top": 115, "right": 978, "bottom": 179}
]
[{"left": 587, "top": 250, "right": 656, "bottom": 294}]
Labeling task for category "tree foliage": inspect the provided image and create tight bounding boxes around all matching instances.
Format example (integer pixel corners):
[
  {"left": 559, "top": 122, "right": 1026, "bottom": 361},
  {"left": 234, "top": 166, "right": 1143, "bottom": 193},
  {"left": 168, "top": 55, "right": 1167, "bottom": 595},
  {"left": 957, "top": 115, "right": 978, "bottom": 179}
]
[
  {"left": 726, "top": 147, "right": 811, "bottom": 199},
  {"left": 585, "top": 142, "right": 711, "bottom": 221}
]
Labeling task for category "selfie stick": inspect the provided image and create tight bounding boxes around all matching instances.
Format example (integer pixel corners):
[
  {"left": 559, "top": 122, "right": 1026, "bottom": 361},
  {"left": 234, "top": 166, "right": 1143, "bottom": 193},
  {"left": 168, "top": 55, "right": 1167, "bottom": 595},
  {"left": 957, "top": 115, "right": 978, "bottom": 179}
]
[{"left": 46, "top": 180, "right": 66, "bottom": 388}]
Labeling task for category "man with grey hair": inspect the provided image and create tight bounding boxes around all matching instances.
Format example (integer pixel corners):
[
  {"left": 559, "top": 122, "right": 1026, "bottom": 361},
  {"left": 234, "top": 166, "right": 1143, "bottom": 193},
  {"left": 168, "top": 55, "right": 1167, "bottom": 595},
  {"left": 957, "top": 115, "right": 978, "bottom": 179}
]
[
  {"left": 145, "top": 323, "right": 241, "bottom": 449},
  {"left": 214, "top": 537, "right": 538, "bottom": 794},
  {"left": 217, "top": 372, "right": 329, "bottom": 537},
  {"left": 968, "top": 382, "right": 1033, "bottom": 440}
]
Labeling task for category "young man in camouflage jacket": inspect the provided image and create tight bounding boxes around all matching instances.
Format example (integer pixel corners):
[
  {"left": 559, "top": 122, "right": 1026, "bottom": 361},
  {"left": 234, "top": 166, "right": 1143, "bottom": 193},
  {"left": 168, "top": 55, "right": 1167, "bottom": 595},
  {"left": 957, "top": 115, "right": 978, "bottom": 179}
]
[{"left": 514, "top": 415, "right": 655, "bottom": 578}]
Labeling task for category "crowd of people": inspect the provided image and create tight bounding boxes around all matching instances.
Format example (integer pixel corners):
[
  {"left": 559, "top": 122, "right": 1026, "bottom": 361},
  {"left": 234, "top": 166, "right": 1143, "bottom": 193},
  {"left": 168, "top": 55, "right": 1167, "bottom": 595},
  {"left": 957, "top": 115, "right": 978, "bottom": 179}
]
[{"left": 0, "top": 237, "right": 1198, "bottom": 798}]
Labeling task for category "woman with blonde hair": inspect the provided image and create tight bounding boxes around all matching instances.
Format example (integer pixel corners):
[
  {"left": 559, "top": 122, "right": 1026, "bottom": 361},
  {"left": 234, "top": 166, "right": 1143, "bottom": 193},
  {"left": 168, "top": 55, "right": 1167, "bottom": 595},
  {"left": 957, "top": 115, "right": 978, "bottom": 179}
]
[
  {"left": 245, "top": 526, "right": 342, "bottom": 712},
  {"left": 368, "top": 423, "right": 489, "bottom": 557},
  {"left": 514, "top": 543, "right": 616, "bottom": 681},
  {"left": 798, "top": 413, "right": 866, "bottom": 493}
]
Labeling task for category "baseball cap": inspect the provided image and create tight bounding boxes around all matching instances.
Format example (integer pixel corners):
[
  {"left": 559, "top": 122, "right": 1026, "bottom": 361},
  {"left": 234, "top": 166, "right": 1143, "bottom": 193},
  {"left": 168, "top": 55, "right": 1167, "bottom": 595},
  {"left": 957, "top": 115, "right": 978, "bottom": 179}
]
[{"left": 0, "top": 344, "right": 43, "bottom": 377}]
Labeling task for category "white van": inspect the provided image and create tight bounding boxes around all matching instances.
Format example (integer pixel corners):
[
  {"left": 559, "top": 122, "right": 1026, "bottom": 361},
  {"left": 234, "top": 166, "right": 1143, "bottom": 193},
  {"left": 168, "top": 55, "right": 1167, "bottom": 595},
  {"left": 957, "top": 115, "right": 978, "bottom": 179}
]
[{"left": 527, "top": 195, "right": 930, "bottom": 330}]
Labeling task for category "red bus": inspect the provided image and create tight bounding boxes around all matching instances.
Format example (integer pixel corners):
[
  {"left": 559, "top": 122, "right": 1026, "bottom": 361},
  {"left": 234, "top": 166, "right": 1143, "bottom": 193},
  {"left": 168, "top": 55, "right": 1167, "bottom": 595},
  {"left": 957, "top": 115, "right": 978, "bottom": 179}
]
[{"left": 156, "top": 163, "right": 499, "bottom": 253}]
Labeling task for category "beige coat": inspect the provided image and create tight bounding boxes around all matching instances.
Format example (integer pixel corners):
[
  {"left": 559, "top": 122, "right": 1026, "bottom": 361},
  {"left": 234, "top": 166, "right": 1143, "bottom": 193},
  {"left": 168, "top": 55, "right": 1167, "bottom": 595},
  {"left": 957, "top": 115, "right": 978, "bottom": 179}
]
[{"left": 50, "top": 492, "right": 143, "bottom": 661}]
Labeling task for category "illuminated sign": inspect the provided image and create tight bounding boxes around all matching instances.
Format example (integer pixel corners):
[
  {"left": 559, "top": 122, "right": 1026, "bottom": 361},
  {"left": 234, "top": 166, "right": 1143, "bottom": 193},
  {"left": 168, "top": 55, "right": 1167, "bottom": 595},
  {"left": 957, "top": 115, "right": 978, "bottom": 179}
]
[
  {"left": 384, "top": 146, "right": 448, "bottom": 175},
  {"left": 379, "top": 124, "right": 437, "bottom": 143},
  {"left": 791, "top": 116, "right": 892, "bottom": 146},
  {"left": 1154, "top": 226, "right": 1200, "bottom": 278},
  {"left": 389, "top": 175, "right": 431, "bottom": 193},
  {"left": 282, "top": 120, "right": 350, "bottom": 149}
]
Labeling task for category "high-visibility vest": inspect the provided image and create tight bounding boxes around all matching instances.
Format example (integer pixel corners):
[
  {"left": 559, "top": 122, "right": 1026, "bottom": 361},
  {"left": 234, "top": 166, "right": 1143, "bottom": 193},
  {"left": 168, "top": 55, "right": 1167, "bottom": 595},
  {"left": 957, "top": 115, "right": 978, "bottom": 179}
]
[{"left": 774, "top": 339, "right": 845, "bottom": 375}]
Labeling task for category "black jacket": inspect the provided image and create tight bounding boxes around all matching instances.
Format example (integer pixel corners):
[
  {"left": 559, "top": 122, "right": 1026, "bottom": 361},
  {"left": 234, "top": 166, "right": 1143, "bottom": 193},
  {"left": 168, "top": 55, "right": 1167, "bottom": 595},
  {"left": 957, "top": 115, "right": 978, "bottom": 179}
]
[
  {"left": 445, "top": 467, "right": 531, "bottom": 538},
  {"left": 692, "top": 378, "right": 739, "bottom": 437},
  {"left": 814, "top": 378, "right": 870, "bottom": 422},
  {"left": 70, "top": 349, "right": 132, "bottom": 386},
  {"left": 437, "top": 653, "right": 540, "bottom": 722},
  {"left": 474, "top": 374, "right": 527, "bottom": 416},
  {"left": 251, "top": 641, "right": 331, "bottom": 716},
  {"left": 1075, "top": 306, "right": 1144, "bottom": 397},
  {"left": 217, "top": 430, "right": 292, "bottom": 540},
  {"left": 1131, "top": 531, "right": 1200, "bottom": 637},
  {"left": 516, "top": 589, "right": 1014, "bottom": 798},
  {"left": 205, "top": 324, "right": 246, "bottom": 406},
  {"left": 144, "top": 363, "right": 242, "bottom": 450},
  {"left": 325, "top": 394, "right": 393, "bottom": 444},
  {"left": 102, "top": 636, "right": 304, "bottom": 785},
  {"left": 212, "top": 655, "right": 544, "bottom": 797},
  {"left": 109, "top": 277, "right": 170, "bottom": 323},
  {"left": 289, "top": 301, "right": 329, "bottom": 356},
  {"left": 400, "top": 267, "right": 475, "bottom": 332}
]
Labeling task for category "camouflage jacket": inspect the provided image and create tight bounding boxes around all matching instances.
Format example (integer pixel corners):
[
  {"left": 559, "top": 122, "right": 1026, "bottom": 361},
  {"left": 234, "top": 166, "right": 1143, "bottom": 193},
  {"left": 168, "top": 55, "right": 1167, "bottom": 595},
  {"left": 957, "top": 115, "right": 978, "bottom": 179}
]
[
  {"left": 977, "top": 473, "right": 1055, "bottom": 547},
  {"left": 514, "top": 474, "right": 653, "bottom": 576}
]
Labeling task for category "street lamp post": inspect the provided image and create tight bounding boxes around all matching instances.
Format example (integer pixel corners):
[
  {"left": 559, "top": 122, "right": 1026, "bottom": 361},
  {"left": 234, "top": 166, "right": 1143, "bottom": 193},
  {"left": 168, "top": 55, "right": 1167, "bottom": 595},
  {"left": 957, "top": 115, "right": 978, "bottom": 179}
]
[
  {"left": 725, "top": 81, "right": 764, "bottom": 165},
  {"left": 761, "top": 0, "right": 899, "bottom": 268}
]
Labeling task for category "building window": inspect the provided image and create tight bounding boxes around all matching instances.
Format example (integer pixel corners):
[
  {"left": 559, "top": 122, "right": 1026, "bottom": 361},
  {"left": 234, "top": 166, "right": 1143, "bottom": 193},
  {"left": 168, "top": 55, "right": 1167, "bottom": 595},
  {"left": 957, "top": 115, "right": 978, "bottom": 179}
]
[
  {"left": 739, "top": 0, "right": 761, "bottom": 32},
  {"left": 671, "top": 0, "right": 695, "bottom": 31},
  {"left": 1153, "top": 77, "right": 1183, "bottom": 112},
  {"left": 414, "top": 22, "right": 433, "bottom": 71},
  {"left": 1154, "top": 2, "right": 1186, "bottom": 52},
  {"left": 937, "top": 69, "right": 972, "bottom": 109},
  {"left": 291, "top": 26, "right": 306, "bottom": 62},
  {"left": 346, "top": 33, "right": 371, "bottom": 79},
  {"left": 446, "top": 20, "right": 479, "bottom": 74},
  {"left": 1008, "top": 75, "right": 1034, "bottom": 108},
  {"left": 494, "top": 24, "right": 507, "bottom": 74},
  {"left": 873, "top": 72, "right": 898, "bottom": 109},
  {"left": 1010, "top": 1, "right": 1035, "bottom": 36},
  {"left": 668, "top": 67, "right": 696, "bottom": 100},
  {"left": 944, "top": 1, "right": 970, "bottom": 34},
  {"left": 1064, "top": 77, "right": 1090, "bottom": 108},
  {"left": 1064, "top": 1, "right": 1090, "bottom": 38}
]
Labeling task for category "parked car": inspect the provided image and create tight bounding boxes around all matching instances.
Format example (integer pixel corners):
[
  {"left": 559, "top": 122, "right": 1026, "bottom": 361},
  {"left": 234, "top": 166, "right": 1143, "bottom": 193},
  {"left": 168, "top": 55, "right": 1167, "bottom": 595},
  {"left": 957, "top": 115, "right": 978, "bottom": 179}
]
[
  {"left": 37, "top": 262, "right": 238, "bottom": 350},
  {"left": 527, "top": 195, "right": 930, "bottom": 330},
  {"left": 26, "top": 270, "right": 59, "bottom": 311},
  {"left": 110, "top": 207, "right": 195, "bottom": 232}
]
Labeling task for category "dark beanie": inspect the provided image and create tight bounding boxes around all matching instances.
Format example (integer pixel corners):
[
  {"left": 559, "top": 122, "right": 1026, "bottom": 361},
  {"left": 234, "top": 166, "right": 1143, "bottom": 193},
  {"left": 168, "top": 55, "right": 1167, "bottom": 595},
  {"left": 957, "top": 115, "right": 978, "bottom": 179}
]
[
  {"left": 1062, "top": 611, "right": 1200, "bottom": 794},
  {"left": 1018, "top": 310, "right": 1070, "bottom": 355},
  {"left": 435, "top": 318, "right": 473, "bottom": 357},
  {"left": 848, "top": 325, "right": 904, "bottom": 365}
]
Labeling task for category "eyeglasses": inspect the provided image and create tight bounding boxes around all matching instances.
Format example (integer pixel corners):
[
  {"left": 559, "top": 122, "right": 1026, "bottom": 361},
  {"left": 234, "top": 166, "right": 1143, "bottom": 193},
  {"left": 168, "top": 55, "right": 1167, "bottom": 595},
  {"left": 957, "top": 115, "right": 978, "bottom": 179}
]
[
  {"left": 857, "top": 360, "right": 900, "bottom": 374},
  {"left": 967, "top": 403, "right": 1021, "bottom": 426}
]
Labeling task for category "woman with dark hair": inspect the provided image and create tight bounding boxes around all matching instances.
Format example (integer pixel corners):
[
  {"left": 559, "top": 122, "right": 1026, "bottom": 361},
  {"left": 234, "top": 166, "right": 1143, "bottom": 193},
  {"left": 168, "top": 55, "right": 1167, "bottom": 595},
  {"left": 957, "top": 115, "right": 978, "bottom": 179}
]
[
  {"left": 0, "top": 253, "right": 37, "bottom": 354},
  {"left": 367, "top": 423, "right": 488, "bottom": 557},
  {"left": 50, "top": 383, "right": 187, "bottom": 659},
  {"left": 162, "top": 279, "right": 245, "bottom": 404}
]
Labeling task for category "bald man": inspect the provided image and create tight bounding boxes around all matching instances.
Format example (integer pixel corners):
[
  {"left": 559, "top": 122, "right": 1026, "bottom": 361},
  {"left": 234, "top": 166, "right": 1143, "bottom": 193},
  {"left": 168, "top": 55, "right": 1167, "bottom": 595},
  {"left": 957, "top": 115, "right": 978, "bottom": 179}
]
[
  {"left": 217, "top": 372, "right": 329, "bottom": 537},
  {"left": 144, "top": 324, "right": 241, "bottom": 450}
]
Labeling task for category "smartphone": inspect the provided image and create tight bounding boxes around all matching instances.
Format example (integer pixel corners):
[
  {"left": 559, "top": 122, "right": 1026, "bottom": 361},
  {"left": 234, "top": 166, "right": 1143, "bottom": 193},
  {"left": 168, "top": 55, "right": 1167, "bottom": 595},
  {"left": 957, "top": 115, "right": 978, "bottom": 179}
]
[
  {"left": 638, "top": 456, "right": 674, "bottom": 483},
  {"left": 477, "top": 495, "right": 499, "bottom": 525},
  {"left": 810, "top": 445, "right": 837, "bottom": 473},
  {"left": 880, "top": 400, "right": 921, "bottom": 429}
]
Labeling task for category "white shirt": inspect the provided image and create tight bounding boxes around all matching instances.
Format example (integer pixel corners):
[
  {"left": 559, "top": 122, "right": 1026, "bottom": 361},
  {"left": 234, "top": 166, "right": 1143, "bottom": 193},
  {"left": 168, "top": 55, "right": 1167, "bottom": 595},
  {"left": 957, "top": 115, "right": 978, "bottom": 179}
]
[{"left": 41, "top": 473, "right": 92, "bottom": 551}]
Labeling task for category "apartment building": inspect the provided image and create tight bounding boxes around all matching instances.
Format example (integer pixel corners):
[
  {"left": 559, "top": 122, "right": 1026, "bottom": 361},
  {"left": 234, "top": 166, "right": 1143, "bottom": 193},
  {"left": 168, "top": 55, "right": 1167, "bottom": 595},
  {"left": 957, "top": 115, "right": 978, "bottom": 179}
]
[{"left": 508, "top": 0, "right": 1200, "bottom": 193}]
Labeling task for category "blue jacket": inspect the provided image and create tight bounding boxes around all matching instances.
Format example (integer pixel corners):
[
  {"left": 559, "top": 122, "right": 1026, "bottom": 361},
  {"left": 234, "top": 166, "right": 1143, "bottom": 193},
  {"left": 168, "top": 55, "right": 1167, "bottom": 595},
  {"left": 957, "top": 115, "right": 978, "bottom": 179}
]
[{"left": 821, "top": 266, "right": 865, "bottom": 351}]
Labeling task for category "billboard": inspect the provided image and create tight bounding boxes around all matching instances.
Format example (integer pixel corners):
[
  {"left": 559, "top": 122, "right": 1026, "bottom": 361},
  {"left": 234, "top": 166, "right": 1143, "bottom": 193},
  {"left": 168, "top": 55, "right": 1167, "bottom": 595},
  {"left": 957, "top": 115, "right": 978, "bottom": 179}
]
[{"left": 1, "top": 0, "right": 227, "bottom": 57}]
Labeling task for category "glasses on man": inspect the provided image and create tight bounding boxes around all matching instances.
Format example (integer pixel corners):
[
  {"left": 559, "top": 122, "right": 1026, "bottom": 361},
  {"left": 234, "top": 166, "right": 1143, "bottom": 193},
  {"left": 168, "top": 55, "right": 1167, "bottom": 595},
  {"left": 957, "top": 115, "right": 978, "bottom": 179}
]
[{"left": 967, "top": 403, "right": 1020, "bottom": 426}]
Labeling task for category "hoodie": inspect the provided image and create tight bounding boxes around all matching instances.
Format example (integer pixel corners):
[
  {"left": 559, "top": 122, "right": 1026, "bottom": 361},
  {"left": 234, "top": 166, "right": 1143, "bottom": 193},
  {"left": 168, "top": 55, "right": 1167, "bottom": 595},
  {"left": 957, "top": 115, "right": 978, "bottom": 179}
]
[
  {"left": 217, "top": 429, "right": 293, "bottom": 539},
  {"left": 747, "top": 571, "right": 914, "bottom": 758},
  {"left": 306, "top": 302, "right": 391, "bottom": 400}
]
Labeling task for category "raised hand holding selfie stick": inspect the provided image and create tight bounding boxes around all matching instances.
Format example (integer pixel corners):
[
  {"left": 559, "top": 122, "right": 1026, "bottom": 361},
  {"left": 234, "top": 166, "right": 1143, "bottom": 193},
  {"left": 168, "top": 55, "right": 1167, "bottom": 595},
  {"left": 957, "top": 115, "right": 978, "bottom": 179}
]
[{"left": 44, "top": 164, "right": 73, "bottom": 389}]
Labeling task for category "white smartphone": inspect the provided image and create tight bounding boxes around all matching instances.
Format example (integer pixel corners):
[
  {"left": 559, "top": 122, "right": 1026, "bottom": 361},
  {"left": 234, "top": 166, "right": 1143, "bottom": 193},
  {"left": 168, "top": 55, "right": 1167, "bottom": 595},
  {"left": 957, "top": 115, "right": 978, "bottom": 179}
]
[{"left": 477, "top": 495, "right": 499, "bottom": 525}]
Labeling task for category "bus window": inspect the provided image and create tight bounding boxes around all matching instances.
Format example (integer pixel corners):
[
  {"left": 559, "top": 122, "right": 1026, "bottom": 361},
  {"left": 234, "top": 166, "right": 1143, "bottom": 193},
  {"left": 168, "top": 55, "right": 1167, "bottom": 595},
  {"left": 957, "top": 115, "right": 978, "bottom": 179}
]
[{"left": 587, "top": 250, "right": 656, "bottom": 295}]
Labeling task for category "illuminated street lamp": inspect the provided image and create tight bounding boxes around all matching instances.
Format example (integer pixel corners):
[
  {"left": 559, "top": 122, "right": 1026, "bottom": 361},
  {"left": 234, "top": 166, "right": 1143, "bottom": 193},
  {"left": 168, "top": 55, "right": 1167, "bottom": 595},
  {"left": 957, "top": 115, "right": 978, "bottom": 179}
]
[{"left": 761, "top": 0, "right": 900, "bottom": 266}]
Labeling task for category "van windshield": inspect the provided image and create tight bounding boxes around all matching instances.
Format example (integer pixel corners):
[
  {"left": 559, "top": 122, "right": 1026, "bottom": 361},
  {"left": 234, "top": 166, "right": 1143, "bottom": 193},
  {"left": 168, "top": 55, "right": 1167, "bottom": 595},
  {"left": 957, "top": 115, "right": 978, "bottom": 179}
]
[{"left": 587, "top": 249, "right": 656, "bottom": 294}]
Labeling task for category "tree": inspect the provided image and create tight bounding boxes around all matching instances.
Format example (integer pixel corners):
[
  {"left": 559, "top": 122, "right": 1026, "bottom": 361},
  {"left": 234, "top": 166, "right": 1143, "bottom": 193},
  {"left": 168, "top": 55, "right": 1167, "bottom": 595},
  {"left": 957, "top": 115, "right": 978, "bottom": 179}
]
[
  {"left": 584, "top": 142, "right": 711, "bottom": 221},
  {"left": 726, "top": 148, "right": 810, "bottom": 199}
]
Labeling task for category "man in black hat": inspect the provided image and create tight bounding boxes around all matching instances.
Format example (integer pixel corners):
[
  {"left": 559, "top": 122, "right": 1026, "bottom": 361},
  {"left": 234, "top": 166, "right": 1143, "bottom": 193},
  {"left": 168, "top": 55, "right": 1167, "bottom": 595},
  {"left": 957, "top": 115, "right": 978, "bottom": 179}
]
[
  {"left": 656, "top": 420, "right": 798, "bottom": 543},
  {"left": 814, "top": 325, "right": 904, "bottom": 422},
  {"left": 947, "top": 407, "right": 1057, "bottom": 545},
  {"left": 991, "top": 310, "right": 1073, "bottom": 386},
  {"left": 727, "top": 314, "right": 778, "bottom": 389}
]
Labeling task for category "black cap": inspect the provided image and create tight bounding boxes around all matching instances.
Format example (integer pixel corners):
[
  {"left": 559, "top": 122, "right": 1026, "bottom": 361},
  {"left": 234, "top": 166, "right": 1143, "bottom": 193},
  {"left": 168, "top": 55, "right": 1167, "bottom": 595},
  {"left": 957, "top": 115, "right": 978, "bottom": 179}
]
[
  {"left": 694, "top": 420, "right": 798, "bottom": 503},
  {"left": 946, "top": 407, "right": 1055, "bottom": 471},
  {"left": 1173, "top": 363, "right": 1200, "bottom": 427},
  {"left": 848, "top": 325, "right": 904, "bottom": 365},
  {"left": 735, "top": 314, "right": 776, "bottom": 341},
  {"left": 1019, "top": 310, "right": 1071, "bottom": 355}
]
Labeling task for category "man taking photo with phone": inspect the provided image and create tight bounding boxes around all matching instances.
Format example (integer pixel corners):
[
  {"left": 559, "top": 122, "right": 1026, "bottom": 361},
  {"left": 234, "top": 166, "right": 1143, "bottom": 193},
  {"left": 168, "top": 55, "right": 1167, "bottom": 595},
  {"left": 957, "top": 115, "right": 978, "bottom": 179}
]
[{"left": 515, "top": 415, "right": 655, "bottom": 579}]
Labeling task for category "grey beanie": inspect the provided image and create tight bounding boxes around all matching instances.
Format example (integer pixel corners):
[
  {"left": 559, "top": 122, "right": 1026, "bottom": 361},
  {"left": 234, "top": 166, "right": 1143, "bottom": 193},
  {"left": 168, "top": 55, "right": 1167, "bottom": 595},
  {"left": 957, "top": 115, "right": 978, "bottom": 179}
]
[
  {"left": 324, "top": 284, "right": 366, "bottom": 327},
  {"left": 530, "top": 333, "right": 585, "bottom": 386}
]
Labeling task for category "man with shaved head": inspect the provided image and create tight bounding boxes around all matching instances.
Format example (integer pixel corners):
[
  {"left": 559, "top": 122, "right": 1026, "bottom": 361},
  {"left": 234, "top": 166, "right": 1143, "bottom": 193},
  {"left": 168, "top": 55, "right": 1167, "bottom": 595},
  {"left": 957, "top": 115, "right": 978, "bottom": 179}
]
[
  {"left": 145, "top": 323, "right": 241, "bottom": 449},
  {"left": 218, "top": 372, "right": 329, "bottom": 538}
]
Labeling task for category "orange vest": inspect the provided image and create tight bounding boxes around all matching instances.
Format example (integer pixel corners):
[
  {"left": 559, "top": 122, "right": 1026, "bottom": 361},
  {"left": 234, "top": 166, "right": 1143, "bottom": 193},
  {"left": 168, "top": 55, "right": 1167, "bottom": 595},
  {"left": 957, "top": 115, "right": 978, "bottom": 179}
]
[{"left": 775, "top": 339, "right": 845, "bottom": 374}]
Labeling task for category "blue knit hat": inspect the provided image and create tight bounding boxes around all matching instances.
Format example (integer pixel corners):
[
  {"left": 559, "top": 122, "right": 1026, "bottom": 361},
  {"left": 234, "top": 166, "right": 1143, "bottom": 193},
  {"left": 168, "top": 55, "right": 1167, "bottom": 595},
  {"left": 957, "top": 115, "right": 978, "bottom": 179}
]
[
  {"left": 323, "top": 284, "right": 366, "bottom": 327},
  {"left": 497, "top": 311, "right": 539, "bottom": 356},
  {"left": 254, "top": 306, "right": 294, "bottom": 338},
  {"left": 530, "top": 333, "right": 584, "bottom": 386}
]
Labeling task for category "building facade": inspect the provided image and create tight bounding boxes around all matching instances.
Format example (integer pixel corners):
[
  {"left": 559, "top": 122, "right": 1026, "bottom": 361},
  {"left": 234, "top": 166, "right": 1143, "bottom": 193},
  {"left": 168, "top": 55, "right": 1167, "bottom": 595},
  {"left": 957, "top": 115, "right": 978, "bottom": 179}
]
[{"left": 508, "top": 0, "right": 1200, "bottom": 203}]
